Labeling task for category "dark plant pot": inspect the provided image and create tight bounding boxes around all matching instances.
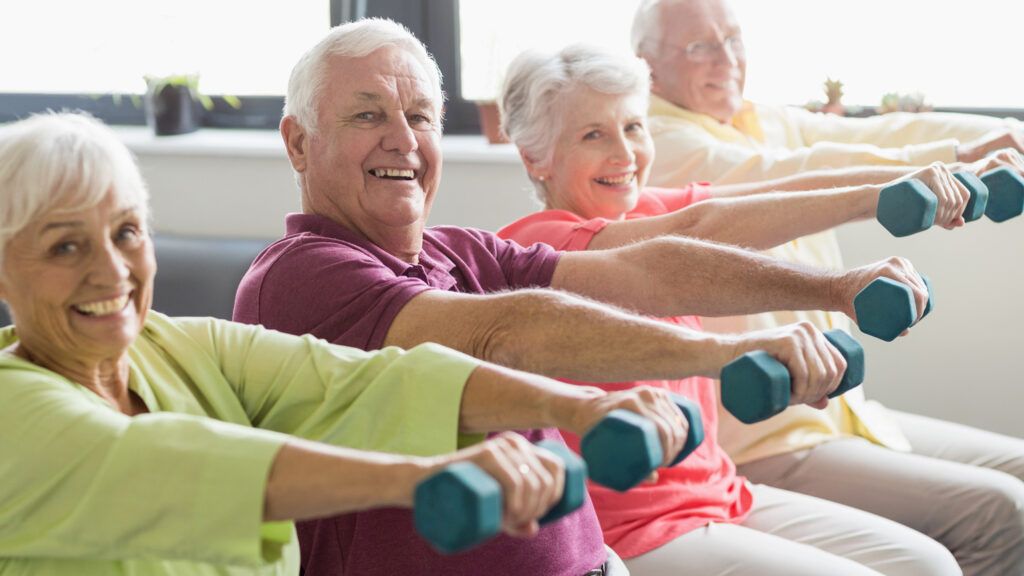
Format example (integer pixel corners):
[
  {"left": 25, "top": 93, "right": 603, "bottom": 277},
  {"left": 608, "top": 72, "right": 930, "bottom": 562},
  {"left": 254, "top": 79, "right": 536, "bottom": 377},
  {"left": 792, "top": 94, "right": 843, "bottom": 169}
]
[{"left": 147, "top": 84, "right": 201, "bottom": 136}]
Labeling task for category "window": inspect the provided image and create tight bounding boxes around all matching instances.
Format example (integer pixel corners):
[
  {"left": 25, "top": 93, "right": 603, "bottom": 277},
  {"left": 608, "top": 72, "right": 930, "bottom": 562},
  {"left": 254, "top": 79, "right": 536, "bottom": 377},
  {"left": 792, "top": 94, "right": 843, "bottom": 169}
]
[
  {"left": 1, "top": 1, "right": 331, "bottom": 127},
  {"left": 455, "top": 0, "right": 1023, "bottom": 114},
  {"left": 733, "top": 0, "right": 1024, "bottom": 110}
]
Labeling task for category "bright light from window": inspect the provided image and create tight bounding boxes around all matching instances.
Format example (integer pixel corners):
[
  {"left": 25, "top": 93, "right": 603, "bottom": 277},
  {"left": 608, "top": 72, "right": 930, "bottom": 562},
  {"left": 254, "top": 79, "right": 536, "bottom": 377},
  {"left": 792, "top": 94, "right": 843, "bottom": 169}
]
[
  {"left": 460, "top": 0, "right": 1023, "bottom": 108},
  {"left": 733, "top": 0, "right": 1024, "bottom": 108},
  {"left": 1, "top": 1, "right": 328, "bottom": 95},
  {"left": 459, "top": 0, "right": 643, "bottom": 102}
]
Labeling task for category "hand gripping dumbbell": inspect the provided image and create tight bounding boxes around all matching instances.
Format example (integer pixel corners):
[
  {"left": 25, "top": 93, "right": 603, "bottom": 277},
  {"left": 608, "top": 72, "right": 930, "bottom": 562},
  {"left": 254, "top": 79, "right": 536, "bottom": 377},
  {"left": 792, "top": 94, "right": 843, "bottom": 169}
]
[
  {"left": 579, "top": 393, "right": 705, "bottom": 492},
  {"left": 853, "top": 274, "right": 933, "bottom": 342},
  {"left": 877, "top": 172, "right": 989, "bottom": 236},
  {"left": 414, "top": 439, "right": 586, "bottom": 554},
  {"left": 979, "top": 167, "right": 1024, "bottom": 223},
  {"left": 720, "top": 329, "right": 865, "bottom": 424}
]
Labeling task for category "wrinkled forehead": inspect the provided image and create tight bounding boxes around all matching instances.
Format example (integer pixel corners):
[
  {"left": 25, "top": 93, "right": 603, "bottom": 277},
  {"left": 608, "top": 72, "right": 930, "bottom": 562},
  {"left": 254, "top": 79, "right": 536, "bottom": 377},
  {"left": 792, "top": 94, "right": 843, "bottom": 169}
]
[
  {"left": 323, "top": 47, "right": 441, "bottom": 112},
  {"left": 661, "top": 0, "right": 741, "bottom": 42}
]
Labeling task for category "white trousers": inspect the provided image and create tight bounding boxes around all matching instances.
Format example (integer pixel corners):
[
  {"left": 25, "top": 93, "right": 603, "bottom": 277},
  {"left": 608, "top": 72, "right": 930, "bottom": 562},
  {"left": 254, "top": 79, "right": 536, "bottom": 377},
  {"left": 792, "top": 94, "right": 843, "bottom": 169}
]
[
  {"left": 737, "top": 410, "right": 1024, "bottom": 576},
  {"left": 623, "top": 482, "right": 959, "bottom": 576}
]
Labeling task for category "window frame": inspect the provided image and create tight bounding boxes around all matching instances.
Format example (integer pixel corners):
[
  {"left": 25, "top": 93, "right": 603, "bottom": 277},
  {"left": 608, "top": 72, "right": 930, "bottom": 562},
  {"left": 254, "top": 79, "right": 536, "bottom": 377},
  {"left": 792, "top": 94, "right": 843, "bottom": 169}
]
[{"left": 2, "top": 1, "right": 1020, "bottom": 130}]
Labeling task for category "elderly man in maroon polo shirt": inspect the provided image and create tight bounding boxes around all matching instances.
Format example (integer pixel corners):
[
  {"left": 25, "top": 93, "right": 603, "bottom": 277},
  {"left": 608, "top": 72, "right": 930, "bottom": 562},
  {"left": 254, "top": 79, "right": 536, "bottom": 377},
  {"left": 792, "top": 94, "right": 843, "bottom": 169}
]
[{"left": 233, "top": 18, "right": 931, "bottom": 576}]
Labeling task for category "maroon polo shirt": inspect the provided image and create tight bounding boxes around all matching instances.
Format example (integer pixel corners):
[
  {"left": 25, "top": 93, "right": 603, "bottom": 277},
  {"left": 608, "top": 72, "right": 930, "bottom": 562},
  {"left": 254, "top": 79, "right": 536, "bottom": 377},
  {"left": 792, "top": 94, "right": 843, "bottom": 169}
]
[{"left": 233, "top": 213, "right": 607, "bottom": 576}]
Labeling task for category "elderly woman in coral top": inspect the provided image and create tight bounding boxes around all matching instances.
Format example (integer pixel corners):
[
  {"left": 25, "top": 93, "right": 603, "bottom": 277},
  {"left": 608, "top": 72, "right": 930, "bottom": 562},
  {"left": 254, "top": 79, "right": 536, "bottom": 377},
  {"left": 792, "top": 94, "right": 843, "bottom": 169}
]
[{"left": 494, "top": 44, "right": 992, "bottom": 576}]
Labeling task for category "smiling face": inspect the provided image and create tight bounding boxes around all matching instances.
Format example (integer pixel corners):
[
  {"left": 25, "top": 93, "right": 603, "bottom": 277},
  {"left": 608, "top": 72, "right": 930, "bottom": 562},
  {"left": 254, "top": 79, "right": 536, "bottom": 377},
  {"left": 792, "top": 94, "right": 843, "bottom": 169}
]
[
  {"left": 288, "top": 46, "right": 443, "bottom": 249},
  {"left": 0, "top": 192, "right": 155, "bottom": 369},
  {"left": 535, "top": 86, "right": 654, "bottom": 220},
  {"left": 643, "top": 0, "right": 746, "bottom": 123}
]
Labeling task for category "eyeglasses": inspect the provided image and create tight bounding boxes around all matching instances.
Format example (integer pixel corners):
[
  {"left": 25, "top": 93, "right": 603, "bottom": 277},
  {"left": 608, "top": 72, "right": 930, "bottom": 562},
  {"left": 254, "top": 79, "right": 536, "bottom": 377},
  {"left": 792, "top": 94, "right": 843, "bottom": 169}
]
[{"left": 679, "top": 35, "right": 745, "bottom": 63}]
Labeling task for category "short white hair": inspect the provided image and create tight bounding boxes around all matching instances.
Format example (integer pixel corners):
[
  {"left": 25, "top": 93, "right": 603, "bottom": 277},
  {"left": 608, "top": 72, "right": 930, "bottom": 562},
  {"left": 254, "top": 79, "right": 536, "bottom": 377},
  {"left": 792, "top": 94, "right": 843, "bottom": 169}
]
[
  {"left": 0, "top": 112, "right": 149, "bottom": 268},
  {"left": 499, "top": 44, "right": 651, "bottom": 199},
  {"left": 284, "top": 17, "right": 445, "bottom": 135},
  {"left": 631, "top": 0, "right": 679, "bottom": 54}
]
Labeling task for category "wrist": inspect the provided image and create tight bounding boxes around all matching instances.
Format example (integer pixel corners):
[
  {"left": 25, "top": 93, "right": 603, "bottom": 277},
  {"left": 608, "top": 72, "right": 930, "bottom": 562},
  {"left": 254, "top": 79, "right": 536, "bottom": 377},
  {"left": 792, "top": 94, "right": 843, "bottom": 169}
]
[
  {"left": 544, "top": 385, "right": 605, "bottom": 435},
  {"left": 387, "top": 457, "right": 439, "bottom": 508}
]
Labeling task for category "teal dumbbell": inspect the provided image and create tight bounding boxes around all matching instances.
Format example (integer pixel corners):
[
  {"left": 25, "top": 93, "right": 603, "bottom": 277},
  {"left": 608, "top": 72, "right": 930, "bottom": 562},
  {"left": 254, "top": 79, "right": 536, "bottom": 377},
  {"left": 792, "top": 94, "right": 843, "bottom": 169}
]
[
  {"left": 952, "top": 172, "right": 990, "bottom": 222},
  {"left": 853, "top": 275, "right": 933, "bottom": 342},
  {"left": 720, "top": 329, "right": 865, "bottom": 424},
  {"left": 414, "top": 439, "right": 586, "bottom": 554},
  {"left": 980, "top": 167, "right": 1024, "bottom": 222},
  {"left": 878, "top": 173, "right": 990, "bottom": 236},
  {"left": 580, "top": 393, "right": 705, "bottom": 492}
]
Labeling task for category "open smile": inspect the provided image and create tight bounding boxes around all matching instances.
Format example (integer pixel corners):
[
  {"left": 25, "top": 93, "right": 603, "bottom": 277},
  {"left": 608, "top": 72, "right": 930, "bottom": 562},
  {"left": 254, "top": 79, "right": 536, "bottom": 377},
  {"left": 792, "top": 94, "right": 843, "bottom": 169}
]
[
  {"left": 368, "top": 168, "right": 417, "bottom": 181},
  {"left": 72, "top": 293, "right": 132, "bottom": 317},
  {"left": 594, "top": 172, "right": 637, "bottom": 186}
]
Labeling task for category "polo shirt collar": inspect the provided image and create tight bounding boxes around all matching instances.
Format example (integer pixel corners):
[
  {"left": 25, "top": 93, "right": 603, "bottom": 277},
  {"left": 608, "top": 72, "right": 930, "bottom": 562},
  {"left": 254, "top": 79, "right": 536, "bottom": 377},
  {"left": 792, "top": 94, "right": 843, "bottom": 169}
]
[{"left": 285, "top": 213, "right": 458, "bottom": 290}]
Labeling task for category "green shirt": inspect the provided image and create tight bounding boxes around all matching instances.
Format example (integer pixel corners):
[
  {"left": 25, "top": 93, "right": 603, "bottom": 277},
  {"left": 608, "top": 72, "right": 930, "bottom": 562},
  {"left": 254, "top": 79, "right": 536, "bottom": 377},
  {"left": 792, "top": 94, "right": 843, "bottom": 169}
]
[{"left": 0, "top": 312, "right": 479, "bottom": 575}]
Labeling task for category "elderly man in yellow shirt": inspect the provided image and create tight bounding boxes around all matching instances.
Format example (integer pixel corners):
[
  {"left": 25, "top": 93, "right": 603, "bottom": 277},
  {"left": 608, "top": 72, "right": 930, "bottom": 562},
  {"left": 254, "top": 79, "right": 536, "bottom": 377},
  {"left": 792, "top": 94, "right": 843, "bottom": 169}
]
[{"left": 631, "top": 1, "right": 1024, "bottom": 575}]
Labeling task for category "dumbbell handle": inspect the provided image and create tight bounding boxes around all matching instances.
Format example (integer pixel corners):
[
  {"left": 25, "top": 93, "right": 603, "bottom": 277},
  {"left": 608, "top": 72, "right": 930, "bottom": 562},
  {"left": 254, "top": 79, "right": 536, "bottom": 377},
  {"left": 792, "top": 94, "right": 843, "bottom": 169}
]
[
  {"left": 721, "top": 329, "right": 865, "bottom": 424},
  {"left": 414, "top": 439, "right": 585, "bottom": 554},
  {"left": 581, "top": 393, "right": 706, "bottom": 492}
]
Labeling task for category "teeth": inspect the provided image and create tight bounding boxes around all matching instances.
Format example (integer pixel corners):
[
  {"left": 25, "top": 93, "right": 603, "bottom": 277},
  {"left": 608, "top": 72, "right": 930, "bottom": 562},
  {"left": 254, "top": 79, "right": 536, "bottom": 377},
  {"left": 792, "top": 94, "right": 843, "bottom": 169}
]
[
  {"left": 74, "top": 295, "right": 130, "bottom": 316},
  {"left": 371, "top": 168, "right": 415, "bottom": 180},
  {"left": 596, "top": 173, "right": 635, "bottom": 185}
]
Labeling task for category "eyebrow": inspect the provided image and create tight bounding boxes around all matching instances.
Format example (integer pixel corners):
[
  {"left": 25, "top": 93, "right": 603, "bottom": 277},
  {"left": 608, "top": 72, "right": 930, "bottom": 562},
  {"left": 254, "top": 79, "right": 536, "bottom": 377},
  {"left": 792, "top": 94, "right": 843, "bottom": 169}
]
[{"left": 39, "top": 207, "right": 139, "bottom": 234}]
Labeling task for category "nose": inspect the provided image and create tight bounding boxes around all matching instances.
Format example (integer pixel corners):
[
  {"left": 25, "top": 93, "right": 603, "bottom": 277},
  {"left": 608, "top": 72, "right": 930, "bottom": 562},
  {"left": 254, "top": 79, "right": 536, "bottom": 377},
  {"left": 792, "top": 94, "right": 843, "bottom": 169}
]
[
  {"left": 608, "top": 132, "right": 636, "bottom": 166},
  {"left": 88, "top": 239, "right": 130, "bottom": 286},
  {"left": 713, "top": 41, "right": 740, "bottom": 67},
  {"left": 381, "top": 114, "right": 418, "bottom": 155}
]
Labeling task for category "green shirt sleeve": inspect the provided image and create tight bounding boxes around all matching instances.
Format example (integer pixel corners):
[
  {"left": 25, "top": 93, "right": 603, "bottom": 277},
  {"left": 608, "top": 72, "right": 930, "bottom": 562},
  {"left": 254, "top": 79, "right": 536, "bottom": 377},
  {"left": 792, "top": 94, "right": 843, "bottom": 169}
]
[
  {"left": 0, "top": 361, "right": 289, "bottom": 565},
  {"left": 147, "top": 314, "right": 484, "bottom": 455}
]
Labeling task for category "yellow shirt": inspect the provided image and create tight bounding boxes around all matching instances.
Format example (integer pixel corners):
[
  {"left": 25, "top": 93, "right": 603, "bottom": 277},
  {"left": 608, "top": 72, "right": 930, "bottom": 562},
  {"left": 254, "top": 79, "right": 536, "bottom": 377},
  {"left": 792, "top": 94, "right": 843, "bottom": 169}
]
[{"left": 647, "top": 96, "right": 1019, "bottom": 464}]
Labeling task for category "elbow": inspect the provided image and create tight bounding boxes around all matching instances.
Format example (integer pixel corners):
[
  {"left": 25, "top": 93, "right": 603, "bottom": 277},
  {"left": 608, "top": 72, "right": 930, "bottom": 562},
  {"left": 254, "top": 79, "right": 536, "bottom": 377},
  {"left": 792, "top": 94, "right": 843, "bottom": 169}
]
[{"left": 471, "top": 289, "right": 563, "bottom": 372}]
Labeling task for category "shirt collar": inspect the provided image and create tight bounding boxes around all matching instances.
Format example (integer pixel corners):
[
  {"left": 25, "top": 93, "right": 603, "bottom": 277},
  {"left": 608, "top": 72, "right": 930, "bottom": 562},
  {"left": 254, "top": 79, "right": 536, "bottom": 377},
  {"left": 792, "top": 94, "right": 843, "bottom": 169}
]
[
  {"left": 648, "top": 94, "right": 764, "bottom": 143},
  {"left": 285, "top": 213, "right": 458, "bottom": 289}
]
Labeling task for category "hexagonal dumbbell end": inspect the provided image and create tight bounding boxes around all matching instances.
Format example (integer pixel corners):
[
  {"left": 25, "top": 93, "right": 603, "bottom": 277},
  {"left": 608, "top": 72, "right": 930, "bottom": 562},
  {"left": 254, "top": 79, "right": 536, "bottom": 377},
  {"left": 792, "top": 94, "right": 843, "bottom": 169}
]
[
  {"left": 669, "top": 393, "right": 705, "bottom": 465},
  {"left": 414, "top": 461, "right": 502, "bottom": 554},
  {"left": 953, "top": 172, "right": 990, "bottom": 222},
  {"left": 853, "top": 277, "right": 918, "bottom": 342},
  {"left": 981, "top": 167, "right": 1024, "bottom": 223},
  {"left": 580, "top": 409, "right": 661, "bottom": 492},
  {"left": 918, "top": 274, "right": 933, "bottom": 320},
  {"left": 720, "top": 350, "right": 791, "bottom": 424},
  {"left": 877, "top": 179, "right": 938, "bottom": 237},
  {"left": 534, "top": 440, "right": 587, "bottom": 525},
  {"left": 822, "top": 329, "right": 865, "bottom": 398}
]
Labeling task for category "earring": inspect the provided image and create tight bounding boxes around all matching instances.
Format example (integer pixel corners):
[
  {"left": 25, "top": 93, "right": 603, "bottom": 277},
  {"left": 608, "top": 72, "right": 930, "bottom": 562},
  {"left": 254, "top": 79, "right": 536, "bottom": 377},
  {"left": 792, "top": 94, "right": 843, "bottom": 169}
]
[{"left": 538, "top": 175, "right": 547, "bottom": 182}]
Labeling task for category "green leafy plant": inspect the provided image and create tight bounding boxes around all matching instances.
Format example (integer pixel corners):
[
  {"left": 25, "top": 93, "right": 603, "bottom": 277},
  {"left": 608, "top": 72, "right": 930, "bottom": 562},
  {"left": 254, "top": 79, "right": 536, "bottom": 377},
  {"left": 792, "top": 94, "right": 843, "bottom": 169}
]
[{"left": 144, "top": 74, "right": 240, "bottom": 110}]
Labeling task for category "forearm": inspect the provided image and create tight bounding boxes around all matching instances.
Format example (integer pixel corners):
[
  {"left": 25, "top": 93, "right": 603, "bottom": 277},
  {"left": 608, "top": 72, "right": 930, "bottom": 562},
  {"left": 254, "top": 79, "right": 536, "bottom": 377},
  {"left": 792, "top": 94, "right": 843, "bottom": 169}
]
[
  {"left": 674, "top": 185, "right": 880, "bottom": 250},
  {"left": 457, "top": 362, "right": 603, "bottom": 434},
  {"left": 264, "top": 439, "right": 430, "bottom": 521},
  {"left": 555, "top": 237, "right": 838, "bottom": 318},
  {"left": 459, "top": 290, "right": 732, "bottom": 382},
  {"left": 712, "top": 165, "right": 913, "bottom": 197}
]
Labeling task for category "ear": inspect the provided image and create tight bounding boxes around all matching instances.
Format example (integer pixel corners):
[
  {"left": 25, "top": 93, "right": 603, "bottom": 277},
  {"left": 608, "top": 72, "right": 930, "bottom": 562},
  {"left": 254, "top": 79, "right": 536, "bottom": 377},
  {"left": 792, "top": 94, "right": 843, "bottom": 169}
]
[
  {"left": 518, "top": 148, "right": 549, "bottom": 182},
  {"left": 280, "top": 115, "right": 309, "bottom": 174}
]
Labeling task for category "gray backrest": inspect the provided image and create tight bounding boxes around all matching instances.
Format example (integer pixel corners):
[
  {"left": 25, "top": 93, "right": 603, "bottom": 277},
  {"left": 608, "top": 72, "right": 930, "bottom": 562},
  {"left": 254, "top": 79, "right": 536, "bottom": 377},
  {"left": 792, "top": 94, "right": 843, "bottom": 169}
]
[{"left": 152, "top": 235, "right": 270, "bottom": 320}]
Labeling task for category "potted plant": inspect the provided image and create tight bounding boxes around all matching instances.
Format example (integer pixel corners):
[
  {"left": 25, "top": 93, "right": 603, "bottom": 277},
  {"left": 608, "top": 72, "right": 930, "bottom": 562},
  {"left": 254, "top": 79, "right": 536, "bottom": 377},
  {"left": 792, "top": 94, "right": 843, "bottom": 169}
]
[
  {"left": 144, "top": 74, "right": 240, "bottom": 136},
  {"left": 821, "top": 77, "right": 845, "bottom": 116}
]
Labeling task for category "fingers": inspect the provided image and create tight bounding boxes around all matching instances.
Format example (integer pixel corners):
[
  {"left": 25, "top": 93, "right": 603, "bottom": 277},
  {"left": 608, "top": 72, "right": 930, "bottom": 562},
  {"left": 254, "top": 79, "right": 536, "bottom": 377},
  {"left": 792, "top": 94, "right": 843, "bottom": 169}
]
[
  {"left": 595, "top": 387, "right": 690, "bottom": 468},
  {"left": 919, "top": 163, "right": 967, "bottom": 228},
  {"left": 472, "top": 433, "right": 563, "bottom": 538}
]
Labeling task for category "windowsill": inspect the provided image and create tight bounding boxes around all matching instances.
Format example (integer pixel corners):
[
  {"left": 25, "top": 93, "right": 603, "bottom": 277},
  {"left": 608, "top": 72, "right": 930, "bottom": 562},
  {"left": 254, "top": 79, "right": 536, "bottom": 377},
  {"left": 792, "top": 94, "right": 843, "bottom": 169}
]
[{"left": 112, "top": 126, "right": 522, "bottom": 163}]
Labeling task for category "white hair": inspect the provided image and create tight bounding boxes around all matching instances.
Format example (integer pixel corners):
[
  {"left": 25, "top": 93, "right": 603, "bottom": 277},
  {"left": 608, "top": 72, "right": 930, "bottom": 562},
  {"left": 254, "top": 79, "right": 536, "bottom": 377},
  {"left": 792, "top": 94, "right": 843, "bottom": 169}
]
[
  {"left": 284, "top": 17, "right": 445, "bottom": 135},
  {"left": 499, "top": 44, "right": 651, "bottom": 200},
  {"left": 0, "top": 112, "right": 149, "bottom": 268},
  {"left": 631, "top": 0, "right": 681, "bottom": 54}
]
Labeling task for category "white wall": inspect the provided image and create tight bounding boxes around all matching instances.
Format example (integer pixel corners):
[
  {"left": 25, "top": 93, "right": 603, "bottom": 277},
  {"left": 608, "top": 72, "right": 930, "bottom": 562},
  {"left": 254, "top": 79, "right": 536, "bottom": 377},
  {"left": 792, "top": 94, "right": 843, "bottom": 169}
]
[{"left": 127, "top": 129, "right": 1023, "bottom": 438}]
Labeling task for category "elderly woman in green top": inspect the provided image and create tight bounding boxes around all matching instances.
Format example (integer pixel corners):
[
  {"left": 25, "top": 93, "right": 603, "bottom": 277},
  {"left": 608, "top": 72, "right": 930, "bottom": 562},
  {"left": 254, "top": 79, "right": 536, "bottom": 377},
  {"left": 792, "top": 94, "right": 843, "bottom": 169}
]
[{"left": 0, "top": 112, "right": 680, "bottom": 575}]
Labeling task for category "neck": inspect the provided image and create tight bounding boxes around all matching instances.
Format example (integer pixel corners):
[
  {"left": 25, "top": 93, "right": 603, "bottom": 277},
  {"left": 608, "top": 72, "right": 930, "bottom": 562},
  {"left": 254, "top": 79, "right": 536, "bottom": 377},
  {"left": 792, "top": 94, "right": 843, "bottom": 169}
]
[
  {"left": 15, "top": 341, "right": 136, "bottom": 413},
  {"left": 546, "top": 193, "right": 626, "bottom": 222}
]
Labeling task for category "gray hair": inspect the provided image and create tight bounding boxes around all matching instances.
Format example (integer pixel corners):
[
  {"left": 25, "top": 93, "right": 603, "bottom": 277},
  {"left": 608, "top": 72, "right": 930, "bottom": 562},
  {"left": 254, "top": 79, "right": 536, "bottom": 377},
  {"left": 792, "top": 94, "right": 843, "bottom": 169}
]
[
  {"left": 284, "top": 17, "right": 445, "bottom": 135},
  {"left": 499, "top": 44, "right": 651, "bottom": 199},
  {"left": 0, "top": 112, "right": 149, "bottom": 268}
]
